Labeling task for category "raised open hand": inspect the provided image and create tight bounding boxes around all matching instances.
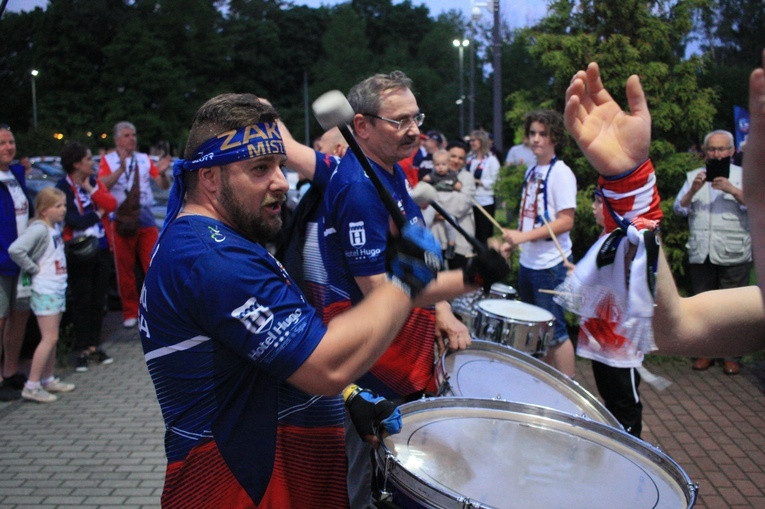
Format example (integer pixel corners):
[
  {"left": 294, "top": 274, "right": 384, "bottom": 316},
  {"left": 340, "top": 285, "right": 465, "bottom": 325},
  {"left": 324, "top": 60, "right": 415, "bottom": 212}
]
[{"left": 564, "top": 62, "right": 651, "bottom": 177}]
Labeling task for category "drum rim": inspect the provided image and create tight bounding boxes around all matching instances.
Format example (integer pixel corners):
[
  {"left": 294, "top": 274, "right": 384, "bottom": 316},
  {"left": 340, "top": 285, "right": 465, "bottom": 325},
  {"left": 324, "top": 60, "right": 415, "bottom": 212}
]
[
  {"left": 476, "top": 299, "right": 555, "bottom": 323},
  {"left": 379, "top": 397, "right": 697, "bottom": 509},
  {"left": 437, "top": 340, "right": 622, "bottom": 427}
]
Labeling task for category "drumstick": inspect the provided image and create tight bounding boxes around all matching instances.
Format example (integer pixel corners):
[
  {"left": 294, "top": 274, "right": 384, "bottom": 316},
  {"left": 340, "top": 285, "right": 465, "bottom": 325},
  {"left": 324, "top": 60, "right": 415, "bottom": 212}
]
[
  {"left": 470, "top": 198, "right": 505, "bottom": 233},
  {"left": 540, "top": 214, "right": 576, "bottom": 271},
  {"left": 539, "top": 214, "right": 566, "bottom": 261},
  {"left": 538, "top": 288, "right": 574, "bottom": 296}
]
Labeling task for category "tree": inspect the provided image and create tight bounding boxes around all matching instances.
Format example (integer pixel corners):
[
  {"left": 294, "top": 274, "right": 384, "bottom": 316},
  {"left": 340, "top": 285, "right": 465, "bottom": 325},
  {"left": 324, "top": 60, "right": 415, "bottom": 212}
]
[
  {"left": 496, "top": 0, "right": 716, "bottom": 290},
  {"left": 695, "top": 0, "right": 765, "bottom": 134}
]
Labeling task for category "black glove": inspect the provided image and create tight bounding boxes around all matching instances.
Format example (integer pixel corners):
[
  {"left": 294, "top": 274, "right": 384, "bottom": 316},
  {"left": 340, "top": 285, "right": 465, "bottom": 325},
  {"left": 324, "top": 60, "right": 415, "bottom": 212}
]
[
  {"left": 343, "top": 385, "right": 402, "bottom": 439},
  {"left": 387, "top": 224, "right": 443, "bottom": 299},
  {"left": 463, "top": 248, "right": 510, "bottom": 292}
]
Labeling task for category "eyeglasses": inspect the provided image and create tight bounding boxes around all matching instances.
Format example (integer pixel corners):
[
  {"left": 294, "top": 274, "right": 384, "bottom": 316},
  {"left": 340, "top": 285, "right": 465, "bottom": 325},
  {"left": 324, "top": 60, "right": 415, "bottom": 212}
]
[
  {"left": 705, "top": 145, "right": 733, "bottom": 154},
  {"left": 363, "top": 113, "right": 425, "bottom": 131}
]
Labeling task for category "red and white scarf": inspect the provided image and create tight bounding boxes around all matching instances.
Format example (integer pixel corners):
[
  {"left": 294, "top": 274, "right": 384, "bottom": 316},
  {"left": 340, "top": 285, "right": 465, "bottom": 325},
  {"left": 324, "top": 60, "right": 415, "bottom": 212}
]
[{"left": 555, "top": 160, "right": 663, "bottom": 355}]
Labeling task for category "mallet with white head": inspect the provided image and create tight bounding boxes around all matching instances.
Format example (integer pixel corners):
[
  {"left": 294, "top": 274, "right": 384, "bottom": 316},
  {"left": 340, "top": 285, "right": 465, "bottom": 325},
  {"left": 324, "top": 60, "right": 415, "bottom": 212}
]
[{"left": 312, "top": 90, "right": 407, "bottom": 231}]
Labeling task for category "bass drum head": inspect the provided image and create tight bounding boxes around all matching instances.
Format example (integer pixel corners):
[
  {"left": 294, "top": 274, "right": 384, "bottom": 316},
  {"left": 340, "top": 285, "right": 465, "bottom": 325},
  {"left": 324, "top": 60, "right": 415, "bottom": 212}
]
[
  {"left": 477, "top": 299, "right": 554, "bottom": 323},
  {"left": 378, "top": 398, "right": 696, "bottom": 509},
  {"left": 436, "top": 340, "right": 620, "bottom": 427}
]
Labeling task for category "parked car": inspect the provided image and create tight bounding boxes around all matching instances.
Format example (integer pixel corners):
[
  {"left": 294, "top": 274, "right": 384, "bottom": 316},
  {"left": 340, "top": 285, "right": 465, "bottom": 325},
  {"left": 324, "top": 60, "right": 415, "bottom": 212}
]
[{"left": 26, "top": 157, "right": 65, "bottom": 201}]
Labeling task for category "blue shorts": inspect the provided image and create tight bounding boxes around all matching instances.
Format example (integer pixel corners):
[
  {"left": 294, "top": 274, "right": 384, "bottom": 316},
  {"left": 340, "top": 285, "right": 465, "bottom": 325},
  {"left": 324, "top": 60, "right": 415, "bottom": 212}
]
[
  {"left": 31, "top": 291, "right": 66, "bottom": 316},
  {"left": 518, "top": 259, "right": 572, "bottom": 346}
]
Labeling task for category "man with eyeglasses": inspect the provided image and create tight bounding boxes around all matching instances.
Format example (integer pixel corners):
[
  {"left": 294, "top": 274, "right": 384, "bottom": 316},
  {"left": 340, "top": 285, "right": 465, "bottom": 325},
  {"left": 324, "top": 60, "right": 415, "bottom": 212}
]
[
  {"left": 673, "top": 130, "right": 750, "bottom": 375},
  {"left": 277, "top": 70, "right": 508, "bottom": 508}
]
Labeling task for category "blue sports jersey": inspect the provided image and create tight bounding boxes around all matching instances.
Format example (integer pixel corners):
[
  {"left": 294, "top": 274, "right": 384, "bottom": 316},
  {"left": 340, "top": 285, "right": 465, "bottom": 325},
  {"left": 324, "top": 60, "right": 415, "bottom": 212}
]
[
  {"left": 140, "top": 216, "right": 348, "bottom": 508},
  {"left": 317, "top": 149, "right": 436, "bottom": 399},
  {"left": 299, "top": 152, "right": 339, "bottom": 320}
]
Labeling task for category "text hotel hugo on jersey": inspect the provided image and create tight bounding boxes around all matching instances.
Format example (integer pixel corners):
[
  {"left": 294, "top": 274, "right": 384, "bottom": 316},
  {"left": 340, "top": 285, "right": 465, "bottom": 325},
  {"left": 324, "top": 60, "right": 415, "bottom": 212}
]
[{"left": 232, "top": 297, "right": 306, "bottom": 361}]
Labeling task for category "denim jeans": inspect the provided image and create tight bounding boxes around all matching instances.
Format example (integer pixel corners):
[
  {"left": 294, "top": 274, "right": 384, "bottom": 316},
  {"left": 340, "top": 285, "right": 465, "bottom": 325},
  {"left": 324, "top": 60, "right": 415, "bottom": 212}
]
[{"left": 518, "top": 258, "right": 572, "bottom": 345}]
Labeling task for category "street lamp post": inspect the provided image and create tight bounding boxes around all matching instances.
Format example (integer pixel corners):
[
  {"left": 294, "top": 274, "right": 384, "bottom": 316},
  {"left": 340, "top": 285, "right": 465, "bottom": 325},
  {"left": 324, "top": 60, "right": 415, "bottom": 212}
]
[
  {"left": 471, "top": 0, "right": 503, "bottom": 154},
  {"left": 468, "top": 26, "right": 476, "bottom": 135},
  {"left": 453, "top": 38, "right": 469, "bottom": 138},
  {"left": 492, "top": 0, "right": 502, "bottom": 155},
  {"left": 471, "top": 7, "right": 481, "bottom": 136},
  {"left": 31, "top": 69, "right": 39, "bottom": 129}
]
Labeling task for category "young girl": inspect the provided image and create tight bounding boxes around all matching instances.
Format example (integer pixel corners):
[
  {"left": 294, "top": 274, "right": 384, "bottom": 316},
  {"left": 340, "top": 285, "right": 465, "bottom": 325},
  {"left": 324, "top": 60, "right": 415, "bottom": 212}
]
[{"left": 8, "top": 187, "right": 74, "bottom": 403}]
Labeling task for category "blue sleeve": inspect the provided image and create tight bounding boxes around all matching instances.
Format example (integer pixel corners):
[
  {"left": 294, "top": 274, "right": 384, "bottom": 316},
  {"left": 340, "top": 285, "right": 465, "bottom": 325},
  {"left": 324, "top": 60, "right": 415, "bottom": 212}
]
[
  {"left": 312, "top": 151, "right": 338, "bottom": 193},
  {"left": 190, "top": 246, "right": 327, "bottom": 381}
]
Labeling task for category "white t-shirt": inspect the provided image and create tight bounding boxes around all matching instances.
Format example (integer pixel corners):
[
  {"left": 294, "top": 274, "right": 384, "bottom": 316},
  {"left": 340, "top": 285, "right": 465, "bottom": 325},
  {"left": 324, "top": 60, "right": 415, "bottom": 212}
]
[
  {"left": 518, "top": 159, "right": 577, "bottom": 270},
  {"left": 505, "top": 144, "right": 537, "bottom": 167},
  {"left": 32, "top": 225, "right": 67, "bottom": 295}
]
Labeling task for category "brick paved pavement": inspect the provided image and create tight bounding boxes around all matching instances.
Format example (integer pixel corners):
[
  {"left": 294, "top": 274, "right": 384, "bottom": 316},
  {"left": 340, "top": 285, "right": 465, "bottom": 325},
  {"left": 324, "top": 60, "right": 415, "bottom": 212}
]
[{"left": 1, "top": 311, "right": 764, "bottom": 508}]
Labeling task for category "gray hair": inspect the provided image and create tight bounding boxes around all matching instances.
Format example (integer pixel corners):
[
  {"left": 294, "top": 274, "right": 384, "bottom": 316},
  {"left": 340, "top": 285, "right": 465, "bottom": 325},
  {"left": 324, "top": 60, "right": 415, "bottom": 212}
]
[
  {"left": 113, "top": 121, "right": 136, "bottom": 138},
  {"left": 702, "top": 130, "right": 734, "bottom": 148},
  {"left": 347, "top": 71, "right": 413, "bottom": 116}
]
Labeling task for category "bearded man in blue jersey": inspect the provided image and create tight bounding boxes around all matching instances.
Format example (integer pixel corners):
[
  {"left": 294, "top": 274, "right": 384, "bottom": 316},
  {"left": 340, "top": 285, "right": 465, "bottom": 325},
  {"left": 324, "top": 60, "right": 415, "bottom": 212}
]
[{"left": 139, "top": 93, "right": 452, "bottom": 508}]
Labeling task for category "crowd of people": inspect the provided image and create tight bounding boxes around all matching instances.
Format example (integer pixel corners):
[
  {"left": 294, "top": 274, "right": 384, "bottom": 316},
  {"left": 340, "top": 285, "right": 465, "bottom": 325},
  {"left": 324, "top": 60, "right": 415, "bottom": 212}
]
[
  {"left": 0, "top": 121, "right": 169, "bottom": 402},
  {"left": 1, "top": 43, "right": 764, "bottom": 508}
]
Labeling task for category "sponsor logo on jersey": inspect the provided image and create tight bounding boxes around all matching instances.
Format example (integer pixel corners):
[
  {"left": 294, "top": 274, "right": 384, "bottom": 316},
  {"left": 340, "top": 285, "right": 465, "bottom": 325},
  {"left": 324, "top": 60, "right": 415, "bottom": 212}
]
[
  {"left": 250, "top": 308, "right": 304, "bottom": 361},
  {"left": 208, "top": 225, "right": 226, "bottom": 243},
  {"left": 344, "top": 247, "right": 382, "bottom": 260},
  {"left": 232, "top": 297, "right": 274, "bottom": 334},
  {"left": 349, "top": 221, "right": 366, "bottom": 247}
]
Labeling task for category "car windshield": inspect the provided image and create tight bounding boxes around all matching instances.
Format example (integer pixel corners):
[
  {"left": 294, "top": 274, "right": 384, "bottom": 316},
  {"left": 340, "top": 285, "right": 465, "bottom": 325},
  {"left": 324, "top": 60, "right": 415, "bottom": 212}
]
[{"left": 29, "top": 161, "right": 65, "bottom": 179}]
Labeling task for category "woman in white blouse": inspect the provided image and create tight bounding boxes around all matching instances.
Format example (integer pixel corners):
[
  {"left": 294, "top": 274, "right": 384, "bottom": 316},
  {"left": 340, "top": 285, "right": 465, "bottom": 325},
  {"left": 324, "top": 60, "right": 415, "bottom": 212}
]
[{"left": 467, "top": 129, "right": 500, "bottom": 244}]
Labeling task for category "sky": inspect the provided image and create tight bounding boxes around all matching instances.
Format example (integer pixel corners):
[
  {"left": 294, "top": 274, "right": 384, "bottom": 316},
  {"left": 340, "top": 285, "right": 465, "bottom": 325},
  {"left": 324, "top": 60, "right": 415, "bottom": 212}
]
[
  {"left": 5, "top": 0, "right": 547, "bottom": 30},
  {"left": 292, "top": 0, "right": 547, "bottom": 29}
]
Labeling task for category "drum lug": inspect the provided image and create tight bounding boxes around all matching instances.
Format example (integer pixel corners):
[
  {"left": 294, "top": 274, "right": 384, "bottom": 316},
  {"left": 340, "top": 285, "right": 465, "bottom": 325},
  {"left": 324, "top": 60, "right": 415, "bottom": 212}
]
[
  {"left": 437, "top": 374, "right": 453, "bottom": 397},
  {"left": 377, "top": 450, "right": 394, "bottom": 501}
]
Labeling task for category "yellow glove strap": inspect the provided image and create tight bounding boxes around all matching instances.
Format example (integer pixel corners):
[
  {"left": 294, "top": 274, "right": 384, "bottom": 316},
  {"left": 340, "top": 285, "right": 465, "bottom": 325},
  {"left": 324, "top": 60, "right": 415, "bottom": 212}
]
[{"left": 343, "top": 384, "right": 361, "bottom": 404}]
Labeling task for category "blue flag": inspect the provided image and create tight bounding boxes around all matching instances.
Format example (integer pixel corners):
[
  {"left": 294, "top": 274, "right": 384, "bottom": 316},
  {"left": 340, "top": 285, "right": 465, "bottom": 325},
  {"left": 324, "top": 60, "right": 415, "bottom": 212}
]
[{"left": 734, "top": 106, "right": 749, "bottom": 150}]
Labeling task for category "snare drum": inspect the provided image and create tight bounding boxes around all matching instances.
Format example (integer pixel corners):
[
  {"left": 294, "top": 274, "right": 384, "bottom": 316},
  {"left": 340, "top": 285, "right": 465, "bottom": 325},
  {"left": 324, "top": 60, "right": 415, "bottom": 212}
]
[
  {"left": 377, "top": 398, "right": 697, "bottom": 509},
  {"left": 473, "top": 299, "right": 554, "bottom": 355},
  {"left": 488, "top": 282, "right": 517, "bottom": 300},
  {"left": 449, "top": 289, "right": 484, "bottom": 332},
  {"left": 435, "top": 340, "right": 619, "bottom": 427}
]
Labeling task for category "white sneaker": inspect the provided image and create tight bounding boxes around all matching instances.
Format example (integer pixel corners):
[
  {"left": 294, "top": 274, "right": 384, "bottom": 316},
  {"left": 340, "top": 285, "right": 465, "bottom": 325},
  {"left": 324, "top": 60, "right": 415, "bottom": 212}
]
[
  {"left": 22, "top": 387, "right": 58, "bottom": 403},
  {"left": 123, "top": 317, "right": 138, "bottom": 328},
  {"left": 42, "top": 378, "right": 76, "bottom": 393}
]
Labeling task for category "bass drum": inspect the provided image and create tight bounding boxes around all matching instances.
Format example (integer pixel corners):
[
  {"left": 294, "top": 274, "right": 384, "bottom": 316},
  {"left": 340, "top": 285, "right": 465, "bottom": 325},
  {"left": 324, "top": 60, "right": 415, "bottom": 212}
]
[
  {"left": 435, "top": 340, "right": 620, "bottom": 427},
  {"left": 377, "top": 398, "right": 697, "bottom": 509}
]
